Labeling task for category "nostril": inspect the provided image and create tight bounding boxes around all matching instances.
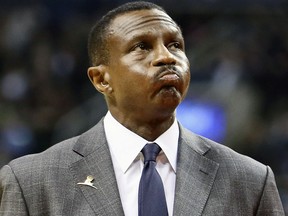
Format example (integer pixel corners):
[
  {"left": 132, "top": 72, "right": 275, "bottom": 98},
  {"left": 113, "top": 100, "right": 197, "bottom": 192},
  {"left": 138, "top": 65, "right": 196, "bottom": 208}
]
[{"left": 155, "top": 62, "right": 166, "bottom": 67}]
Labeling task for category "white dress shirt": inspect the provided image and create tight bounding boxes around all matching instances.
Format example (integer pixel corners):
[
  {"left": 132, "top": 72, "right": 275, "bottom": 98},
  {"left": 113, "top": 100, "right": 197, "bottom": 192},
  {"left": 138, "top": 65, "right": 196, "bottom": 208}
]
[{"left": 103, "top": 111, "right": 179, "bottom": 216}]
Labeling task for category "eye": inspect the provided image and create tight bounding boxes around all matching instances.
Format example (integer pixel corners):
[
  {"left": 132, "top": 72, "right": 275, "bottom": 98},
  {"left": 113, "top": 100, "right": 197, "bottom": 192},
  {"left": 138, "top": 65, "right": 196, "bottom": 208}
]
[
  {"left": 168, "top": 42, "right": 183, "bottom": 50},
  {"left": 131, "top": 42, "right": 150, "bottom": 52}
]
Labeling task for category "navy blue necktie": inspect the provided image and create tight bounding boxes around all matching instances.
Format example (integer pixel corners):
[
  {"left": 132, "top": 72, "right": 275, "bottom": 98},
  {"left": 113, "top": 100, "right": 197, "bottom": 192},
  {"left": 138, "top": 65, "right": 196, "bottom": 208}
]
[{"left": 138, "top": 143, "right": 168, "bottom": 216}]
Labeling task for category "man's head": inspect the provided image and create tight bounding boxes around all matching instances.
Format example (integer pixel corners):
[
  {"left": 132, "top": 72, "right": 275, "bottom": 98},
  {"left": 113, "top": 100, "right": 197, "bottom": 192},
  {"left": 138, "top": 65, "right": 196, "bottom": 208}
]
[
  {"left": 87, "top": 1, "right": 190, "bottom": 128},
  {"left": 88, "top": 1, "right": 165, "bottom": 66}
]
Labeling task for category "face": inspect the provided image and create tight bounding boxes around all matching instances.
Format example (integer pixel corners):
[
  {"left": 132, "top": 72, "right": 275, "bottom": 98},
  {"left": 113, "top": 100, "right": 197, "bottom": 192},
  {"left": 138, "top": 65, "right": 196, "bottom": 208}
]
[{"left": 89, "top": 9, "right": 190, "bottom": 123}]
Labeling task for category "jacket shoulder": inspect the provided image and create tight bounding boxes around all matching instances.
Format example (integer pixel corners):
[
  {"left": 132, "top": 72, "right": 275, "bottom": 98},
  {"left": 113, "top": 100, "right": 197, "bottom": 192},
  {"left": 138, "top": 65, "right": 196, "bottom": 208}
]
[
  {"left": 180, "top": 126, "right": 268, "bottom": 178},
  {"left": 8, "top": 136, "right": 79, "bottom": 173}
]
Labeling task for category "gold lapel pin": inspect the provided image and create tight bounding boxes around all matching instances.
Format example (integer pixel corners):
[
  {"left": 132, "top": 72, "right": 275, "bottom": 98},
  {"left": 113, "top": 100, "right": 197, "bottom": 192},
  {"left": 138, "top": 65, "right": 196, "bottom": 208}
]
[{"left": 77, "top": 175, "right": 97, "bottom": 189}]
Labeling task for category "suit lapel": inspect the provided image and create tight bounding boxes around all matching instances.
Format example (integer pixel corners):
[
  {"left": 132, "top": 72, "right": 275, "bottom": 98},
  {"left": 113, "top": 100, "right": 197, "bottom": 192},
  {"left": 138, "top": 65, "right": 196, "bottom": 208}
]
[
  {"left": 68, "top": 119, "right": 219, "bottom": 215},
  {"left": 69, "top": 120, "right": 124, "bottom": 216},
  {"left": 173, "top": 126, "right": 219, "bottom": 216}
]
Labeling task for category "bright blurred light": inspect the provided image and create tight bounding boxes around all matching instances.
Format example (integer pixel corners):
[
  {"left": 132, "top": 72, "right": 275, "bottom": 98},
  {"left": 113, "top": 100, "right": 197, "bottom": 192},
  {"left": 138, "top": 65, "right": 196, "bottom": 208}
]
[{"left": 176, "top": 99, "right": 226, "bottom": 142}]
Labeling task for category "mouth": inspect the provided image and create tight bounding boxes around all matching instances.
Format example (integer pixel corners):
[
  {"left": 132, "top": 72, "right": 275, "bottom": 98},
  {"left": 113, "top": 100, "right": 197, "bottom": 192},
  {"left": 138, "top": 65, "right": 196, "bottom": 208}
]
[
  {"left": 155, "top": 67, "right": 182, "bottom": 89},
  {"left": 157, "top": 67, "right": 180, "bottom": 81},
  {"left": 151, "top": 66, "right": 186, "bottom": 97},
  {"left": 159, "top": 72, "right": 179, "bottom": 81}
]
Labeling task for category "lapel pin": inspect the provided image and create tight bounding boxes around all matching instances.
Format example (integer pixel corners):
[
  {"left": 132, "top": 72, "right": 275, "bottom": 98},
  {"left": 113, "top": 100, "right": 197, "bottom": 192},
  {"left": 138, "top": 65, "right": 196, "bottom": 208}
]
[{"left": 77, "top": 175, "right": 97, "bottom": 189}]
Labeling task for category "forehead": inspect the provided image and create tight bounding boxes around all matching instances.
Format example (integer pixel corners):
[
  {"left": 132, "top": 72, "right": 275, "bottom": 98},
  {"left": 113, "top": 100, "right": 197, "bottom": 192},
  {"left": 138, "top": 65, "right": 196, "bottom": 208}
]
[{"left": 108, "top": 9, "right": 181, "bottom": 38}]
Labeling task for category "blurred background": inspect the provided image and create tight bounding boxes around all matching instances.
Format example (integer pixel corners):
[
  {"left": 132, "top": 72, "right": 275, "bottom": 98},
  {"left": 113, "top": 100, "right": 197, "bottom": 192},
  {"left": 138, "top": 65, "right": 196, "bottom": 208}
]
[{"left": 0, "top": 0, "right": 287, "bottom": 213}]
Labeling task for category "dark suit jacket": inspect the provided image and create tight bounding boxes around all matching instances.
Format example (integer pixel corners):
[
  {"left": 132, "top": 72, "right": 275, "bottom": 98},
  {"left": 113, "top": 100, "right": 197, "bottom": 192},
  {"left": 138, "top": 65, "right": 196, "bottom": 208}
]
[{"left": 0, "top": 120, "right": 285, "bottom": 215}]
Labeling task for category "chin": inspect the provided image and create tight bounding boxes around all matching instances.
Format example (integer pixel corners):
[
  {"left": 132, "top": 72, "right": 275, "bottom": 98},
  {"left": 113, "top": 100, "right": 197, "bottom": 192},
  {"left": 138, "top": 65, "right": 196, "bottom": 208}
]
[
  {"left": 152, "top": 86, "right": 184, "bottom": 112},
  {"left": 158, "top": 97, "right": 180, "bottom": 112}
]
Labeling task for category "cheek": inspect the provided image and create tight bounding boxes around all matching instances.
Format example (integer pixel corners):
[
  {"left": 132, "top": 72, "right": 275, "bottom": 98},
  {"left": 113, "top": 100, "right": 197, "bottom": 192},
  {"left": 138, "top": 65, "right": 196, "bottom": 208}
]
[
  {"left": 184, "top": 73, "right": 190, "bottom": 94},
  {"left": 180, "top": 60, "right": 191, "bottom": 94},
  {"left": 183, "top": 58, "right": 190, "bottom": 80}
]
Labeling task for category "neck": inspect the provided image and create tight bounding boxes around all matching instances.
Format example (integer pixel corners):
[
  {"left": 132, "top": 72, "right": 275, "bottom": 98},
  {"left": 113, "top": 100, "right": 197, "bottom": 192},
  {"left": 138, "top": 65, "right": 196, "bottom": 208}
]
[{"left": 109, "top": 110, "right": 175, "bottom": 141}]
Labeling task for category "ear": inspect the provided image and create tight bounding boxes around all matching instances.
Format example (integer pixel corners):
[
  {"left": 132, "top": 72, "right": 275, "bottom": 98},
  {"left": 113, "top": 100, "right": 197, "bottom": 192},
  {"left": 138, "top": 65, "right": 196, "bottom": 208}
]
[{"left": 87, "top": 65, "right": 111, "bottom": 94}]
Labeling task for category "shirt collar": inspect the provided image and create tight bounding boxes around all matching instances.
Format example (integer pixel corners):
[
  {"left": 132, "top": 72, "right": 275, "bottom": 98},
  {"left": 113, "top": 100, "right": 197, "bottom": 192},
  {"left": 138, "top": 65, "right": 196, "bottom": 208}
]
[{"left": 103, "top": 111, "right": 179, "bottom": 173}]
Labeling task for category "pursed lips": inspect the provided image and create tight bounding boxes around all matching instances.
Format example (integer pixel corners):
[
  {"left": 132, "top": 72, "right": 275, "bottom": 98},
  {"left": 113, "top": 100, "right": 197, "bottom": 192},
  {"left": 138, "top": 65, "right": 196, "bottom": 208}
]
[
  {"left": 151, "top": 67, "right": 184, "bottom": 97},
  {"left": 159, "top": 73, "right": 179, "bottom": 81},
  {"left": 157, "top": 68, "right": 181, "bottom": 82},
  {"left": 156, "top": 66, "right": 181, "bottom": 80},
  {"left": 153, "top": 68, "right": 182, "bottom": 95},
  {"left": 151, "top": 66, "right": 183, "bottom": 92}
]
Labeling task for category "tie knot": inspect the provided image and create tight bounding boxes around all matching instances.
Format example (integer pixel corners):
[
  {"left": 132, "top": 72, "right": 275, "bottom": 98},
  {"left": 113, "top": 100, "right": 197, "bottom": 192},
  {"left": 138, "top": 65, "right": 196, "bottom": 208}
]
[{"left": 141, "top": 143, "right": 161, "bottom": 163}]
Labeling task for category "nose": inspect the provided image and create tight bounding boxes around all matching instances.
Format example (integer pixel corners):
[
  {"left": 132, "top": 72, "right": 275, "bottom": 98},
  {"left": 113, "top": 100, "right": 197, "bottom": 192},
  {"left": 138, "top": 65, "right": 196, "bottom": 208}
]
[{"left": 152, "top": 44, "right": 176, "bottom": 66}]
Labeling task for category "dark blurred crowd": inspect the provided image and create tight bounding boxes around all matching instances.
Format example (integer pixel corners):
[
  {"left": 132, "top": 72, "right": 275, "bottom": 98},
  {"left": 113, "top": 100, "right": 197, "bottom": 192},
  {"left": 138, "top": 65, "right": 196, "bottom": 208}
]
[{"left": 0, "top": 0, "right": 287, "bottom": 213}]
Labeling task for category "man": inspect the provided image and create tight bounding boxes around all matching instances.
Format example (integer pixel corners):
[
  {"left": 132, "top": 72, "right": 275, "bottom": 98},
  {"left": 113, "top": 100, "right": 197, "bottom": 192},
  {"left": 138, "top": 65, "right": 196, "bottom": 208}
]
[{"left": 0, "top": 1, "right": 285, "bottom": 215}]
